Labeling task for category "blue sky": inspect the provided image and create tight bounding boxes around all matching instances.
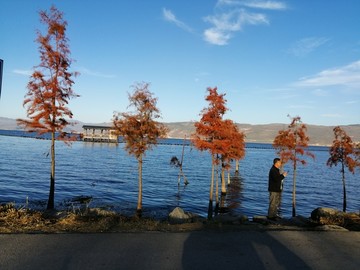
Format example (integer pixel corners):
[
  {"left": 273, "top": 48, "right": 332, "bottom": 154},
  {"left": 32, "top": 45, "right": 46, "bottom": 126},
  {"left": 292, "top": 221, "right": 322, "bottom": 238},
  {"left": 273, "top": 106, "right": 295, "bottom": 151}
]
[{"left": 0, "top": 0, "right": 359, "bottom": 126}]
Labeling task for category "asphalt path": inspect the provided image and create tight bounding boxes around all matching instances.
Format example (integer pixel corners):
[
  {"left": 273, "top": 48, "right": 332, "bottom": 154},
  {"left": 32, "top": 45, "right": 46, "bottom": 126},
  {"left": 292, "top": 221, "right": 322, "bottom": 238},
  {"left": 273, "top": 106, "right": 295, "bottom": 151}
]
[{"left": 1, "top": 231, "right": 359, "bottom": 270}]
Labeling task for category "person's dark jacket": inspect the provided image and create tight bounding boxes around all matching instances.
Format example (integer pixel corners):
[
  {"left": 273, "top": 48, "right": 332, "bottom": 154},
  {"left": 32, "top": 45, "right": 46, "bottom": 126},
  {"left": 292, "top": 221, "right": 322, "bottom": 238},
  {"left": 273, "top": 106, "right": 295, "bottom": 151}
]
[{"left": 268, "top": 165, "right": 285, "bottom": 192}]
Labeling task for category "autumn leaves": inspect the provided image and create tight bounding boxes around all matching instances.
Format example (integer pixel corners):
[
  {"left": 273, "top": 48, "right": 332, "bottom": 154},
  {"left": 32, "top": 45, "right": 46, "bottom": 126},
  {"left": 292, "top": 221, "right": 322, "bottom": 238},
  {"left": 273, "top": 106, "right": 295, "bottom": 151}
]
[
  {"left": 17, "top": 6, "right": 78, "bottom": 210},
  {"left": 16, "top": 6, "right": 359, "bottom": 217},
  {"left": 192, "top": 87, "right": 245, "bottom": 218},
  {"left": 112, "top": 82, "right": 168, "bottom": 215}
]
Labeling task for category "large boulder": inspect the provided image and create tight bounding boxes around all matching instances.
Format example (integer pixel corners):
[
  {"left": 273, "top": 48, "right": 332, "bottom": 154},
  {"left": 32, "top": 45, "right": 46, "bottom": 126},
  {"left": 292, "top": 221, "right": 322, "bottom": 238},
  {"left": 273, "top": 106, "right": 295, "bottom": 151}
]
[
  {"left": 311, "top": 207, "right": 344, "bottom": 224},
  {"left": 169, "top": 207, "right": 196, "bottom": 224}
]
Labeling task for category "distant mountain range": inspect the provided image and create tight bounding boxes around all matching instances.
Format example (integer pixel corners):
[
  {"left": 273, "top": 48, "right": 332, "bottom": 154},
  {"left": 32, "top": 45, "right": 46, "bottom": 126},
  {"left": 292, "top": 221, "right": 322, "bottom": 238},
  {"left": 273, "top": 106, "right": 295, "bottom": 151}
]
[
  {"left": 1, "top": 117, "right": 359, "bottom": 146},
  {"left": 164, "top": 122, "right": 360, "bottom": 146}
]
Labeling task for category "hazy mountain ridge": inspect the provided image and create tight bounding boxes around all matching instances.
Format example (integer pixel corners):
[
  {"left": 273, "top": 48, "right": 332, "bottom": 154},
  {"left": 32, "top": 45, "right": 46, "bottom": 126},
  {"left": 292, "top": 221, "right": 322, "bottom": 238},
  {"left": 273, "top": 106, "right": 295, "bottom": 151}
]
[
  {"left": 1, "top": 117, "right": 359, "bottom": 145},
  {"left": 165, "top": 122, "right": 360, "bottom": 146}
]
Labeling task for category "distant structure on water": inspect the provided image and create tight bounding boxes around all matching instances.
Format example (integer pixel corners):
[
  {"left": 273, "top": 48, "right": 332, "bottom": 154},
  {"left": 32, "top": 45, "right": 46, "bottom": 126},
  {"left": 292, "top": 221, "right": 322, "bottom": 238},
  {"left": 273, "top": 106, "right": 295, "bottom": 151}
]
[{"left": 82, "top": 125, "right": 118, "bottom": 143}]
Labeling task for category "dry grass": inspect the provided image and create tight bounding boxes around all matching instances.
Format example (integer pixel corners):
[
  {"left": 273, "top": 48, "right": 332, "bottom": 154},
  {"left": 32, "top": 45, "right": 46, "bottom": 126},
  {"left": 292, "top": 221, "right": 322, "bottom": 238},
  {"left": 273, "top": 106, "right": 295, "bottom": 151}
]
[
  {"left": 0, "top": 204, "right": 192, "bottom": 233},
  {"left": 315, "top": 212, "right": 360, "bottom": 231},
  {"left": 1, "top": 204, "right": 359, "bottom": 233}
]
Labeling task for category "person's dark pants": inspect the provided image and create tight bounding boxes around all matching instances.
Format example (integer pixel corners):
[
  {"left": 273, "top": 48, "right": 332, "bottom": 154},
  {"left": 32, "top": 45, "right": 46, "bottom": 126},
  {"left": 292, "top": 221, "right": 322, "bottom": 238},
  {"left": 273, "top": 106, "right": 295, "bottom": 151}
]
[{"left": 268, "top": 191, "right": 281, "bottom": 218}]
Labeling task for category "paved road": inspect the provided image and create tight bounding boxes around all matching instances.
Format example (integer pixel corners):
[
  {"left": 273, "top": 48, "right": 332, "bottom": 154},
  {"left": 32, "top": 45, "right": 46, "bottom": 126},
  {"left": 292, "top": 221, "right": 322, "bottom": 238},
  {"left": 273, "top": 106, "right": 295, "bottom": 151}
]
[{"left": 1, "top": 231, "right": 359, "bottom": 269}]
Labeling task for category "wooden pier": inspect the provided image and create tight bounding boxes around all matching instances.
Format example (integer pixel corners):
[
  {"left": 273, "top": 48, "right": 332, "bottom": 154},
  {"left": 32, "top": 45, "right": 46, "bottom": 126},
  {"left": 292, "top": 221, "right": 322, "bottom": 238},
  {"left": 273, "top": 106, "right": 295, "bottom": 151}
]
[{"left": 82, "top": 125, "right": 118, "bottom": 143}]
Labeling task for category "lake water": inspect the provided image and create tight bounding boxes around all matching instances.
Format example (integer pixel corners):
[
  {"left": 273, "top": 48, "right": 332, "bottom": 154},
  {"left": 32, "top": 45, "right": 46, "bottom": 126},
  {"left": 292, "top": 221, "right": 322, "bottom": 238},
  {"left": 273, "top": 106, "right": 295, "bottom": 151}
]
[{"left": 0, "top": 135, "right": 359, "bottom": 219}]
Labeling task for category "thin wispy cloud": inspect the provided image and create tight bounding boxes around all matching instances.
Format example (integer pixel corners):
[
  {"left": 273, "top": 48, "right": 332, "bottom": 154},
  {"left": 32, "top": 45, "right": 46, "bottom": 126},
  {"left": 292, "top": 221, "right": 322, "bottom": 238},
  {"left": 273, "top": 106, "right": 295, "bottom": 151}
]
[
  {"left": 13, "top": 68, "right": 114, "bottom": 79},
  {"left": 346, "top": 100, "right": 358, "bottom": 104},
  {"left": 321, "top": 113, "right": 342, "bottom": 118},
  {"left": 241, "top": 1, "right": 287, "bottom": 10},
  {"left": 288, "top": 37, "right": 330, "bottom": 57},
  {"left": 217, "top": 0, "right": 237, "bottom": 6},
  {"left": 78, "top": 67, "right": 116, "bottom": 78},
  {"left": 205, "top": 0, "right": 286, "bottom": 45},
  {"left": 194, "top": 71, "right": 210, "bottom": 83},
  {"left": 264, "top": 87, "right": 293, "bottom": 93},
  {"left": 268, "top": 93, "right": 298, "bottom": 100},
  {"left": 162, "top": 1, "right": 286, "bottom": 46},
  {"left": 294, "top": 60, "right": 360, "bottom": 88},
  {"left": 162, "top": 8, "right": 193, "bottom": 33},
  {"left": 287, "top": 104, "right": 314, "bottom": 109},
  {"left": 217, "top": 0, "right": 287, "bottom": 10},
  {"left": 204, "top": 9, "right": 268, "bottom": 45},
  {"left": 13, "top": 69, "right": 32, "bottom": 76},
  {"left": 312, "top": 89, "right": 328, "bottom": 97}
]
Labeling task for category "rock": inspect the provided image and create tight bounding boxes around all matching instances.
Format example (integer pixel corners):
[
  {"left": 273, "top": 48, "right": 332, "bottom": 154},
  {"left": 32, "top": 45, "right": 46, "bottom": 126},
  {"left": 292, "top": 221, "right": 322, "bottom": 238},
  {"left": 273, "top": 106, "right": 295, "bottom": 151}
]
[
  {"left": 289, "top": 216, "right": 313, "bottom": 227},
  {"left": 213, "top": 214, "right": 248, "bottom": 224},
  {"left": 311, "top": 207, "right": 344, "bottom": 224},
  {"left": 253, "top": 215, "right": 268, "bottom": 222},
  {"left": 169, "top": 207, "right": 195, "bottom": 224}
]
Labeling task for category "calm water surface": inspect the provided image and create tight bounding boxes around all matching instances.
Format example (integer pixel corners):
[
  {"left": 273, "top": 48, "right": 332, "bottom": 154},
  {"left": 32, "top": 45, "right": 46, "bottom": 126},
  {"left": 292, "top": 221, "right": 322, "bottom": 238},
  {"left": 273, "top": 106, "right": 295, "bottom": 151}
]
[{"left": 0, "top": 135, "right": 359, "bottom": 218}]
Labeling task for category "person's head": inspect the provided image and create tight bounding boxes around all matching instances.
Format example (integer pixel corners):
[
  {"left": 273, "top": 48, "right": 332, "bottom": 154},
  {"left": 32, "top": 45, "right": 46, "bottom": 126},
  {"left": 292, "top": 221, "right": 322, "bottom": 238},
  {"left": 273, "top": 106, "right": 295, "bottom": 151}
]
[{"left": 273, "top": 158, "right": 281, "bottom": 168}]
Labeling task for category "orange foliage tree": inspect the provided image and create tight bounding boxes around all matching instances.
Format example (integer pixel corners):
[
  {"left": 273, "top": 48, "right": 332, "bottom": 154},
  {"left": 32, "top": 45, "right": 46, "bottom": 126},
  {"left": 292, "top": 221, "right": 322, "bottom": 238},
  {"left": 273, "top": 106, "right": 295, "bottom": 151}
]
[
  {"left": 192, "top": 87, "right": 241, "bottom": 218},
  {"left": 273, "top": 116, "right": 314, "bottom": 217},
  {"left": 327, "top": 126, "right": 360, "bottom": 212},
  {"left": 17, "top": 6, "right": 79, "bottom": 210},
  {"left": 216, "top": 119, "right": 246, "bottom": 195},
  {"left": 113, "top": 82, "right": 168, "bottom": 216},
  {"left": 215, "top": 119, "right": 246, "bottom": 213}
]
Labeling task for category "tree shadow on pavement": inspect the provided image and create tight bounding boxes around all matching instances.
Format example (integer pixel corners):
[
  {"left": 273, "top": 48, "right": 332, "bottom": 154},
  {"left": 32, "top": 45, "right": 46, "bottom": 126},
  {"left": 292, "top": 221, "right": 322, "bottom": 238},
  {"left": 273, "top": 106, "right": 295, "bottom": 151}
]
[{"left": 182, "top": 231, "right": 310, "bottom": 269}]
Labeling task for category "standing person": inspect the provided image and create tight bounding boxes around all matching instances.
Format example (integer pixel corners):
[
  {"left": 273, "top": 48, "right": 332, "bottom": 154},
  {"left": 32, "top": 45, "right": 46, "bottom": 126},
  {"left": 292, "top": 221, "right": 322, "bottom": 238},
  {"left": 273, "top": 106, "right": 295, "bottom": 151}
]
[{"left": 268, "top": 158, "right": 287, "bottom": 220}]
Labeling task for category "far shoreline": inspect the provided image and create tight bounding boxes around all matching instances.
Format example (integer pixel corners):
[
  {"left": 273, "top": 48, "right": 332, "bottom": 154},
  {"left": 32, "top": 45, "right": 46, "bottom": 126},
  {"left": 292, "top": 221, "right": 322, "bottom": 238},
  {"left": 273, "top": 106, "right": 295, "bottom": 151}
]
[{"left": 0, "top": 129, "right": 332, "bottom": 148}]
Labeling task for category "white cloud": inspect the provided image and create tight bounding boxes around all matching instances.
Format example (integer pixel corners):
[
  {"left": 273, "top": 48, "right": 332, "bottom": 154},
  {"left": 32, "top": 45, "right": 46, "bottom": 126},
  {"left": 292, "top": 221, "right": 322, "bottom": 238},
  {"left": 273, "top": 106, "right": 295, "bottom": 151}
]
[
  {"left": 78, "top": 67, "right": 116, "bottom": 78},
  {"left": 241, "top": 1, "right": 287, "bottom": 10},
  {"left": 295, "top": 60, "right": 360, "bottom": 88},
  {"left": 162, "top": 8, "right": 193, "bottom": 33},
  {"left": 217, "top": 0, "right": 287, "bottom": 10},
  {"left": 13, "top": 69, "right": 32, "bottom": 76},
  {"left": 346, "top": 100, "right": 358, "bottom": 104},
  {"left": 288, "top": 37, "right": 330, "bottom": 57},
  {"left": 264, "top": 87, "right": 293, "bottom": 93},
  {"left": 287, "top": 104, "right": 314, "bottom": 109},
  {"left": 194, "top": 71, "right": 210, "bottom": 82},
  {"left": 13, "top": 68, "right": 115, "bottom": 79},
  {"left": 204, "top": 28, "right": 232, "bottom": 45},
  {"left": 163, "top": 2, "right": 285, "bottom": 46},
  {"left": 217, "top": 0, "right": 238, "bottom": 6},
  {"left": 203, "top": 9, "right": 268, "bottom": 45},
  {"left": 268, "top": 93, "right": 298, "bottom": 100},
  {"left": 312, "top": 89, "right": 328, "bottom": 97},
  {"left": 206, "top": 0, "right": 286, "bottom": 45}
]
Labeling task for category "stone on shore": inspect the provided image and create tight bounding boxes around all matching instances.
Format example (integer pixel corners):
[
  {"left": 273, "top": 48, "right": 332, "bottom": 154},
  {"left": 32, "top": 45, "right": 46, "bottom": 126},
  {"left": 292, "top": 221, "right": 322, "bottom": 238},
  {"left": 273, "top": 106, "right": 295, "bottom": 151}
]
[
  {"left": 169, "top": 207, "right": 198, "bottom": 224},
  {"left": 311, "top": 207, "right": 344, "bottom": 224},
  {"left": 213, "top": 213, "right": 248, "bottom": 224}
]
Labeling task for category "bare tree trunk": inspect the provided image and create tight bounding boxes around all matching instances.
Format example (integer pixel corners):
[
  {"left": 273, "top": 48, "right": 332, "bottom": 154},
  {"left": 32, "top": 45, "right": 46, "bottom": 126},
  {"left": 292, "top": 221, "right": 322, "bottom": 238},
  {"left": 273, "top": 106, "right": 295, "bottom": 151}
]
[
  {"left": 221, "top": 166, "right": 226, "bottom": 195},
  {"left": 342, "top": 163, "right": 347, "bottom": 212},
  {"left": 47, "top": 131, "right": 55, "bottom": 210},
  {"left": 208, "top": 155, "right": 215, "bottom": 219},
  {"left": 227, "top": 170, "right": 230, "bottom": 186},
  {"left": 215, "top": 166, "right": 219, "bottom": 214},
  {"left": 292, "top": 162, "right": 297, "bottom": 217},
  {"left": 235, "top": 159, "right": 239, "bottom": 173},
  {"left": 178, "top": 168, "right": 188, "bottom": 186},
  {"left": 179, "top": 135, "right": 188, "bottom": 185},
  {"left": 137, "top": 154, "right": 143, "bottom": 215}
]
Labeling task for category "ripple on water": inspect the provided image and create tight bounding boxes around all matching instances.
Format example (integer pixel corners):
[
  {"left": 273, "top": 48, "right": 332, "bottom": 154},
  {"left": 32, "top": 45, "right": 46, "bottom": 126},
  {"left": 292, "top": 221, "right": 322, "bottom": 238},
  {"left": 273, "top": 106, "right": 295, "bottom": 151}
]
[{"left": 0, "top": 136, "right": 359, "bottom": 218}]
